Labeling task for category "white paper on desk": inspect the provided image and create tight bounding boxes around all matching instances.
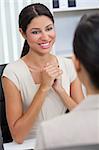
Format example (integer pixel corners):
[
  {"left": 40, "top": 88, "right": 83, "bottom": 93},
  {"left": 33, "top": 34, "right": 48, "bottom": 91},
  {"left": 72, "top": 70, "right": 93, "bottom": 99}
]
[{"left": 3, "top": 138, "right": 36, "bottom": 150}]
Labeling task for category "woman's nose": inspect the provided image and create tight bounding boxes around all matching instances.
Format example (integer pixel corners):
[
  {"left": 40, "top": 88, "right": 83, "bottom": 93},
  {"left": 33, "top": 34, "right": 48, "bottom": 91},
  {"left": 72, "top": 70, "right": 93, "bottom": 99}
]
[{"left": 40, "top": 31, "right": 49, "bottom": 40}]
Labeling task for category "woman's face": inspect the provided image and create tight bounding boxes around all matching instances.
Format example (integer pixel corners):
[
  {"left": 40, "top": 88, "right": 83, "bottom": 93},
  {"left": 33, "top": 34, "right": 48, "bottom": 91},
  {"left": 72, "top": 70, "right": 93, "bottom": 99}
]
[{"left": 25, "top": 15, "right": 56, "bottom": 55}]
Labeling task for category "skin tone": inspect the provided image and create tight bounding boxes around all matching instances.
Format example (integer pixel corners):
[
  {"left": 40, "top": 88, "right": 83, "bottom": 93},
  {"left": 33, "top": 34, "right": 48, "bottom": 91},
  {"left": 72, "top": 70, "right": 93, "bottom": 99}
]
[
  {"left": 72, "top": 54, "right": 99, "bottom": 95},
  {"left": 2, "top": 15, "right": 84, "bottom": 143}
]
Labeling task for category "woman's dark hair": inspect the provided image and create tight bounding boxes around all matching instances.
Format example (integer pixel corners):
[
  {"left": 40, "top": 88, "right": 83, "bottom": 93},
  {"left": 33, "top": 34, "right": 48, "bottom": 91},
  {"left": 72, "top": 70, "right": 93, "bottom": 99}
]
[
  {"left": 73, "top": 13, "right": 99, "bottom": 88},
  {"left": 19, "top": 3, "right": 54, "bottom": 57}
]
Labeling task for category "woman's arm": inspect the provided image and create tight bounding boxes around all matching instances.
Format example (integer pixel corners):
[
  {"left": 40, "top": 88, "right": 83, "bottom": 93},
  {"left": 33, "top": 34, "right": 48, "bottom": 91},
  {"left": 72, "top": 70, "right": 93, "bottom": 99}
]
[
  {"left": 2, "top": 77, "right": 48, "bottom": 144},
  {"left": 53, "top": 77, "right": 84, "bottom": 111},
  {"left": 70, "top": 77, "right": 84, "bottom": 104},
  {"left": 2, "top": 63, "right": 62, "bottom": 144}
]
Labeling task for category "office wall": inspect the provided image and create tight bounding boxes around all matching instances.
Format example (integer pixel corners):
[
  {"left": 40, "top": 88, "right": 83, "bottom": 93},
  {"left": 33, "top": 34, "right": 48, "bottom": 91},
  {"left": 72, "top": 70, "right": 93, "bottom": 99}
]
[{"left": 54, "top": 9, "right": 99, "bottom": 57}]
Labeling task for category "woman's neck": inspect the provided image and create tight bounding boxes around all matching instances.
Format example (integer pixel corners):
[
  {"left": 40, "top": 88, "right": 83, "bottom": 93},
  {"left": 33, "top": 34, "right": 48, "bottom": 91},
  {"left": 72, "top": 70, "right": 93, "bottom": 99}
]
[
  {"left": 22, "top": 50, "right": 55, "bottom": 69},
  {"left": 85, "top": 82, "right": 99, "bottom": 95},
  {"left": 80, "top": 65, "right": 99, "bottom": 96}
]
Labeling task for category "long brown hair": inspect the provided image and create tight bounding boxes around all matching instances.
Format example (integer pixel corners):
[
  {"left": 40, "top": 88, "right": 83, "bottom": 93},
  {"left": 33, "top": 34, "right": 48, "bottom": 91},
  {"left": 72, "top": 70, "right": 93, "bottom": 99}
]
[{"left": 19, "top": 3, "right": 54, "bottom": 57}]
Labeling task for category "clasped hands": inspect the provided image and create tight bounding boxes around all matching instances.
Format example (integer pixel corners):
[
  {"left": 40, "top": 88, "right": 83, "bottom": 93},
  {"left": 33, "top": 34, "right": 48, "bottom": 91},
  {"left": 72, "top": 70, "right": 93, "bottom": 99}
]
[{"left": 40, "top": 63, "right": 63, "bottom": 92}]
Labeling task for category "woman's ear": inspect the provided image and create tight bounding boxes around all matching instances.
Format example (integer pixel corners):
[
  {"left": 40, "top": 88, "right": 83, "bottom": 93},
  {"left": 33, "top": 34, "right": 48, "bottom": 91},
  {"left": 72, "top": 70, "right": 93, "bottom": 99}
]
[
  {"left": 19, "top": 28, "right": 26, "bottom": 39},
  {"left": 72, "top": 54, "right": 81, "bottom": 72}
]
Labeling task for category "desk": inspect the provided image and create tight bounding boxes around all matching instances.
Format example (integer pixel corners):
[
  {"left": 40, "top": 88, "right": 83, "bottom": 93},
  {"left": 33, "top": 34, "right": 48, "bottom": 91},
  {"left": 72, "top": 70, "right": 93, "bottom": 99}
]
[{"left": 3, "top": 138, "right": 36, "bottom": 150}]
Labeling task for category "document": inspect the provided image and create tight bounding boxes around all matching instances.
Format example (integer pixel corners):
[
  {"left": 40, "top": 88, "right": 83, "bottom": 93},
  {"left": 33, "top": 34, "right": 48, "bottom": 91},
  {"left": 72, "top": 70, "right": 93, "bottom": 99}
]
[{"left": 3, "top": 138, "right": 36, "bottom": 150}]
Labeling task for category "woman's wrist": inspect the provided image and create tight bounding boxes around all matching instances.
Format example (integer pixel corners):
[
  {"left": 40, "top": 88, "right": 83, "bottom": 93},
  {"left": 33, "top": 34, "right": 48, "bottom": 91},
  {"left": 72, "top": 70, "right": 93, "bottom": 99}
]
[
  {"left": 54, "top": 86, "right": 65, "bottom": 94},
  {"left": 39, "top": 85, "right": 50, "bottom": 92}
]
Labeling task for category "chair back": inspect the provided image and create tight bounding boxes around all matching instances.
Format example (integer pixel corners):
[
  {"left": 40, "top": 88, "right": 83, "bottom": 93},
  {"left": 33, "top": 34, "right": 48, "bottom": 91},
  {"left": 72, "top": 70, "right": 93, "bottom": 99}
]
[{"left": 0, "top": 64, "right": 12, "bottom": 143}]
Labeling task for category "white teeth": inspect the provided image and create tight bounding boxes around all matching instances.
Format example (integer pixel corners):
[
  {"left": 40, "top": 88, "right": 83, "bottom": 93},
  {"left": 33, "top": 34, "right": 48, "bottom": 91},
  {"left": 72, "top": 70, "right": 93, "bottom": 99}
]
[{"left": 40, "top": 43, "right": 49, "bottom": 46}]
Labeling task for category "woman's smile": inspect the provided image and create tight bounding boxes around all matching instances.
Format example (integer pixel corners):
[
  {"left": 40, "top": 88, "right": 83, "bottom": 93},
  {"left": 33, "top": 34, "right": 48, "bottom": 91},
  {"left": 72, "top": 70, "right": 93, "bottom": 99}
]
[{"left": 38, "top": 42, "right": 50, "bottom": 49}]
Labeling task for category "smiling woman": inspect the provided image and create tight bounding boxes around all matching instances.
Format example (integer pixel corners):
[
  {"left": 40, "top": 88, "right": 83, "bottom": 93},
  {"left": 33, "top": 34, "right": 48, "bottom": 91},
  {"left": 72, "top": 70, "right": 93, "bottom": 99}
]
[
  {"left": 1, "top": 3, "right": 84, "bottom": 144},
  {"left": 0, "top": 0, "right": 52, "bottom": 64},
  {"left": 20, "top": 15, "right": 55, "bottom": 55}
]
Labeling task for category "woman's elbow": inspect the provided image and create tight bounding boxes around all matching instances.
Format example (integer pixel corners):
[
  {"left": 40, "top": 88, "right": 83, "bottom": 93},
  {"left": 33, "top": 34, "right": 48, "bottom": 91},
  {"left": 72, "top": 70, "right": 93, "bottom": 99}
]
[
  {"left": 11, "top": 129, "right": 24, "bottom": 144},
  {"left": 12, "top": 135, "right": 24, "bottom": 144}
]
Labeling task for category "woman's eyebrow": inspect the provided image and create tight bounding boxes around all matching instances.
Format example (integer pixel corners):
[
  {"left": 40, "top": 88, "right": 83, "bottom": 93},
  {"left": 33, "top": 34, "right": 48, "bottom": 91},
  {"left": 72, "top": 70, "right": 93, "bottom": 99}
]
[
  {"left": 31, "top": 24, "right": 53, "bottom": 30},
  {"left": 31, "top": 28, "right": 40, "bottom": 30},
  {"left": 46, "top": 24, "right": 53, "bottom": 28}
]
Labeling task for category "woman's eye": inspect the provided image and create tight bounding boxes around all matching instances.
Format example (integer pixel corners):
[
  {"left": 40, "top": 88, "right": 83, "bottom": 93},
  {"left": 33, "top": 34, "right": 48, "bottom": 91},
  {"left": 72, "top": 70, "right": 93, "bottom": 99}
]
[
  {"left": 46, "top": 27, "right": 53, "bottom": 31},
  {"left": 32, "top": 31, "right": 40, "bottom": 34}
]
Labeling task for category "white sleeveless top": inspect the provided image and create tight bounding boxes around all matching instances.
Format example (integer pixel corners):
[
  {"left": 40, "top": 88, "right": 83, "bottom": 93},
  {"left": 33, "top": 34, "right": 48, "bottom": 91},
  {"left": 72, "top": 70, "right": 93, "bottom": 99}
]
[{"left": 2, "top": 56, "right": 77, "bottom": 140}]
